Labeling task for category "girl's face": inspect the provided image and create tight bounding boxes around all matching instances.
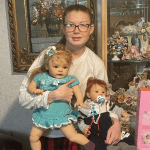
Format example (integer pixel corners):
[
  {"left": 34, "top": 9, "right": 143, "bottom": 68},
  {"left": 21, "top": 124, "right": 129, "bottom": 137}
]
[
  {"left": 48, "top": 58, "right": 69, "bottom": 79},
  {"left": 62, "top": 10, "right": 94, "bottom": 50},
  {"left": 86, "top": 84, "right": 107, "bottom": 103}
]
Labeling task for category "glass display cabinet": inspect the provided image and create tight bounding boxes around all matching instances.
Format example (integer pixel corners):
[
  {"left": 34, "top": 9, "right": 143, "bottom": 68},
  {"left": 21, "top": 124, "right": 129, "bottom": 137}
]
[
  {"left": 105, "top": 0, "right": 150, "bottom": 91},
  {"left": 101, "top": 0, "right": 150, "bottom": 135}
]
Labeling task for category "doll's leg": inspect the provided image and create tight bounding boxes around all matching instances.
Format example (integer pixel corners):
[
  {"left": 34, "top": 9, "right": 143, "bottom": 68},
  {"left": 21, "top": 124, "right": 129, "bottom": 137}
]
[
  {"left": 30, "top": 125, "right": 45, "bottom": 150},
  {"left": 60, "top": 124, "right": 95, "bottom": 150}
]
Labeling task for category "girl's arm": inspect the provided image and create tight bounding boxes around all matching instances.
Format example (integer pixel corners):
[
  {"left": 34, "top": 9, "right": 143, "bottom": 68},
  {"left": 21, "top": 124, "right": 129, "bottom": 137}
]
[
  {"left": 19, "top": 50, "right": 50, "bottom": 109},
  {"left": 72, "top": 85, "right": 86, "bottom": 108}
]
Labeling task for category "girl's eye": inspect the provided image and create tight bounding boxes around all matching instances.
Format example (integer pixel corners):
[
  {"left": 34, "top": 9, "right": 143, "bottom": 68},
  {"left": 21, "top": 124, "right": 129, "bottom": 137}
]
[
  {"left": 64, "top": 66, "right": 68, "bottom": 69},
  {"left": 54, "top": 66, "right": 58, "bottom": 68},
  {"left": 95, "top": 91, "right": 98, "bottom": 93}
]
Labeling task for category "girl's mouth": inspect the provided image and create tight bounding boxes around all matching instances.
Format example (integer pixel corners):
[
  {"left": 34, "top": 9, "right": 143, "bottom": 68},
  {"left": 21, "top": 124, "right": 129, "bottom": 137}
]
[{"left": 72, "top": 37, "right": 81, "bottom": 41}]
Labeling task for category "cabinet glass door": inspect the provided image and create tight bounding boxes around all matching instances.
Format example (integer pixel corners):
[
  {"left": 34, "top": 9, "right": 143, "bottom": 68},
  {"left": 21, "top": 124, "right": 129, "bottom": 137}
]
[{"left": 107, "top": 0, "right": 150, "bottom": 91}]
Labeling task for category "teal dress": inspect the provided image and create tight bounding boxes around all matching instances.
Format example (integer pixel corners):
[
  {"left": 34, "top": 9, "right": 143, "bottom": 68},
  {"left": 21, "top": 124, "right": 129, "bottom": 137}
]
[{"left": 32, "top": 72, "right": 80, "bottom": 129}]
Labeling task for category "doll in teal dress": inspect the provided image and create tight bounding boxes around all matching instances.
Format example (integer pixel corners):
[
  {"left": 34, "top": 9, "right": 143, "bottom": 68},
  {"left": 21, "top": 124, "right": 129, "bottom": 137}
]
[{"left": 28, "top": 44, "right": 95, "bottom": 150}]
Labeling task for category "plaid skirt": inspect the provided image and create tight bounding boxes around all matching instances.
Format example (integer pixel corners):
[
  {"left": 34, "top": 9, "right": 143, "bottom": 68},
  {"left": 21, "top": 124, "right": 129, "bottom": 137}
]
[{"left": 40, "top": 136, "right": 83, "bottom": 150}]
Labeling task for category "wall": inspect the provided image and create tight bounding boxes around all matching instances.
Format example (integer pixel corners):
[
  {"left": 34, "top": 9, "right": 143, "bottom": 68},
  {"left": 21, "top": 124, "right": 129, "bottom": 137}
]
[{"left": 0, "top": 1, "right": 33, "bottom": 149}]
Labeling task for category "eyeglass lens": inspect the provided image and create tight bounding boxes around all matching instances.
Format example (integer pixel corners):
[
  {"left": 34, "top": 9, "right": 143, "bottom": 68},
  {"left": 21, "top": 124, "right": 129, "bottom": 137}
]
[{"left": 65, "top": 24, "right": 90, "bottom": 32}]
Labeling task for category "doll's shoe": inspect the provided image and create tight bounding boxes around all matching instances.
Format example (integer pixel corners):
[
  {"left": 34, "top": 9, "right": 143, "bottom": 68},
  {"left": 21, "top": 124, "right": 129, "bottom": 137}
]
[
  {"left": 84, "top": 141, "right": 95, "bottom": 150},
  {"left": 117, "top": 142, "right": 137, "bottom": 150},
  {"left": 107, "top": 145, "right": 121, "bottom": 150}
]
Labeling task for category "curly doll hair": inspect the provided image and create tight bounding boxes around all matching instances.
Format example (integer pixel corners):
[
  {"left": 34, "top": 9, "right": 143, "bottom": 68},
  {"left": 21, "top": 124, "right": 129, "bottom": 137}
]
[
  {"left": 85, "top": 77, "right": 107, "bottom": 94},
  {"left": 29, "top": 44, "right": 72, "bottom": 82}
]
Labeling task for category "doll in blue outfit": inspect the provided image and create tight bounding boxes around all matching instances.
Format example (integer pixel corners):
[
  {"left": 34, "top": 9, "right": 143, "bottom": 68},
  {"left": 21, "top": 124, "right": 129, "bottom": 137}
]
[{"left": 28, "top": 44, "right": 95, "bottom": 150}]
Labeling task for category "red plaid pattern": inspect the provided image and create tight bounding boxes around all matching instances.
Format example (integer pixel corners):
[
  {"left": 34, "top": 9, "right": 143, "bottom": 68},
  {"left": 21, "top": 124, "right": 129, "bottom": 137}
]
[{"left": 40, "top": 136, "right": 82, "bottom": 150}]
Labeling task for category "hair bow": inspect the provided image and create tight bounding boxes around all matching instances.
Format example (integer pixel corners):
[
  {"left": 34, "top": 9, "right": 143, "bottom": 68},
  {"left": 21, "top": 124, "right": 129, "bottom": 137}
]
[{"left": 45, "top": 46, "right": 57, "bottom": 56}]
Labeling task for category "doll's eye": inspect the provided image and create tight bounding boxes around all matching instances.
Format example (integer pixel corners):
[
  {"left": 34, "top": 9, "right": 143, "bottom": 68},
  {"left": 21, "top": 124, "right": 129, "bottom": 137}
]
[
  {"left": 54, "top": 66, "right": 58, "bottom": 68},
  {"left": 63, "top": 66, "right": 68, "bottom": 69}
]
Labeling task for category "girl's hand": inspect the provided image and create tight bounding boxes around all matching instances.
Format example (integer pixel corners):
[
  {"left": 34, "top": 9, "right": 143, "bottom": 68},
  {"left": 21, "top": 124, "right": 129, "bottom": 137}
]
[
  {"left": 47, "top": 78, "right": 75, "bottom": 104},
  {"left": 105, "top": 118, "right": 121, "bottom": 145},
  {"left": 33, "top": 89, "right": 44, "bottom": 95},
  {"left": 74, "top": 101, "right": 86, "bottom": 108},
  {"left": 84, "top": 127, "right": 91, "bottom": 137}
]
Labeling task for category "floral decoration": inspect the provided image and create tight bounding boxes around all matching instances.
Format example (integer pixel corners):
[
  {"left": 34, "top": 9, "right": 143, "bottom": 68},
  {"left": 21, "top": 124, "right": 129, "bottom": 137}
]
[
  {"left": 53, "top": 6, "right": 64, "bottom": 18},
  {"left": 137, "top": 22, "right": 150, "bottom": 41},
  {"left": 32, "top": 0, "right": 64, "bottom": 27},
  {"left": 120, "top": 25, "right": 138, "bottom": 35},
  {"left": 110, "top": 68, "right": 150, "bottom": 112},
  {"left": 121, "top": 45, "right": 142, "bottom": 61},
  {"left": 107, "top": 31, "right": 128, "bottom": 56}
]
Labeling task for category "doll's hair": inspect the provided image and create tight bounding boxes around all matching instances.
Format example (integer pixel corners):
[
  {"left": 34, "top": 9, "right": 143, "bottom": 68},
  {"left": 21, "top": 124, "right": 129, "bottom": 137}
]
[
  {"left": 58, "top": 4, "right": 94, "bottom": 50},
  {"left": 85, "top": 77, "right": 107, "bottom": 94},
  {"left": 29, "top": 44, "right": 72, "bottom": 82}
]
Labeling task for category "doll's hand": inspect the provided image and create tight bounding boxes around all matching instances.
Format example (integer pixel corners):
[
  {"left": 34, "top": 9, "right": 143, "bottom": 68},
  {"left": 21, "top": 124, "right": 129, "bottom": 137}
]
[
  {"left": 120, "top": 112, "right": 129, "bottom": 121},
  {"left": 84, "top": 127, "right": 91, "bottom": 137},
  {"left": 33, "top": 89, "right": 44, "bottom": 95},
  {"left": 120, "top": 112, "right": 129, "bottom": 119},
  {"left": 74, "top": 101, "right": 86, "bottom": 108}
]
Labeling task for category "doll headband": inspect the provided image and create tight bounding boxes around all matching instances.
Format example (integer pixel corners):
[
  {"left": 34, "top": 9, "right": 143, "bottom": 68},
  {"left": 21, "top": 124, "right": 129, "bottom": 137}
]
[{"left": 45, "top": 46, "right": 57, "bottom": 56}]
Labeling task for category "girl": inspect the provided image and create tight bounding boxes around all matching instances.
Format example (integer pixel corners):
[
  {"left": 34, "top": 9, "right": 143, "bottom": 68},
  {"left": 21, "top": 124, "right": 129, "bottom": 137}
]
[
  {"left": 19, "top": 4, "right": 121, "bottom": 149},
  {"left": 78, "top": 77, "right": 136, "bottom": 150},
  {"left": 28, "top": 44, "right": 95, "bottom": 150}
]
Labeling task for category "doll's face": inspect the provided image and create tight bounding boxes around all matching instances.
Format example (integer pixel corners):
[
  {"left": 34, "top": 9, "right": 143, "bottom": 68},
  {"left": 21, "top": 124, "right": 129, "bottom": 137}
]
[
  {"left": 48, "top": 58, "right": 69, "bottom": 79},
  {"left": 146, "top": 134, "right": 150, "bottom": 139},
  {"left": 86, "top": 84, "right": 107, "bottom": 103},
  {"left": 131, "top": 47, "right": 135, "bottom": 53}
]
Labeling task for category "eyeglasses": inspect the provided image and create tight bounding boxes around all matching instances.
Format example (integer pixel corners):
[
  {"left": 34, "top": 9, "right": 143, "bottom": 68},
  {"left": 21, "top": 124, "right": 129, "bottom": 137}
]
[{"left": 64, "top": 23, "right": 91, "bottom": 32}]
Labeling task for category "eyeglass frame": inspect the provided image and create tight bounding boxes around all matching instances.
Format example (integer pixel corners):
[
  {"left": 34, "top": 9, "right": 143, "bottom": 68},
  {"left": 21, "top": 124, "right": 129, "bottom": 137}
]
[{"left": 63, "top": 23, "right": 92, "bottom": 32}]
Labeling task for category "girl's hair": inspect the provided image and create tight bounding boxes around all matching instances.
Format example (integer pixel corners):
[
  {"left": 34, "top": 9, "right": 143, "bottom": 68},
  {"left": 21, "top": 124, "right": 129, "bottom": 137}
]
[
  {"left": 29, "top": 44, "right": 72, "bottom": 82},
  {"left": 85, "top": 77, "right": 107, "bottom": 94},
  {"left": 58, "top": 4, "right": 94, "bottom": 50}
]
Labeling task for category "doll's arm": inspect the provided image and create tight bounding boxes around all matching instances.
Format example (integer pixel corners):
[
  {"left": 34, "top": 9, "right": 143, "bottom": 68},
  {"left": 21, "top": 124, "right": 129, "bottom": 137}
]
[
  {"left": 109, "top": 102, "right": 125, "bottom": 118},
  {"left": 28, "top": 80, "right": 44, "bottom": 95},
  {"left": 78, "top": 116, "right": 89, "bottom": 133},
  {"left": 72, "top": 85, "right": 86, "bottom": 108}
]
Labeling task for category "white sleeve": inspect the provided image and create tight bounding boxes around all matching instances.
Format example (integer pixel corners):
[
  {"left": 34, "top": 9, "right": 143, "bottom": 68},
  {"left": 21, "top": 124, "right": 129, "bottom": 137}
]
[
  {"left": 19, "top": 50, "right": 49, "bottom": 109},
  {"left": 109, "top": 112, "right": 119, "bottom": 120},
  {"left": 94, "top": 59, "right": 108, "bottom": 84}
]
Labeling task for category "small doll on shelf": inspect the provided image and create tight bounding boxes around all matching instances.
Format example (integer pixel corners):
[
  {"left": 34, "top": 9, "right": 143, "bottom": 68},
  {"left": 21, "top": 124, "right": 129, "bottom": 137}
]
[
  {"left": 28, "top": 44, "right": 95, "bottom": 150},
  {"left": 116, "top": 38, "right": 123, "bottom": 53},
  {"left": 78, "top": 77, "right": 136, "bottom": 150}
]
